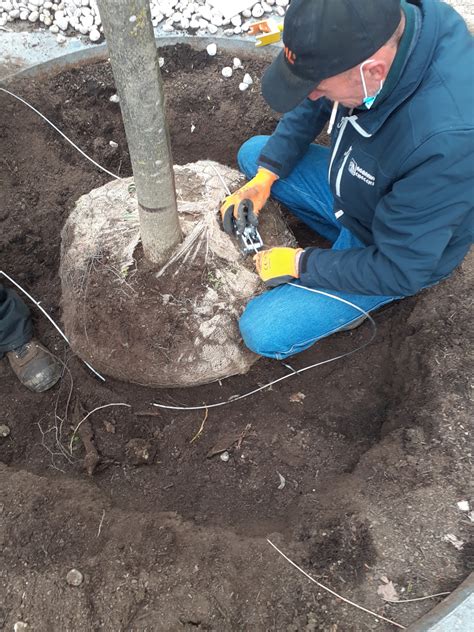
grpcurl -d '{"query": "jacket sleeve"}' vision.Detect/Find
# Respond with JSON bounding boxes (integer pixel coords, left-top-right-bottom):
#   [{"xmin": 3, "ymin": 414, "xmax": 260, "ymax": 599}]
[
  {"xmin": 299, "ymin": 130, "xmax": 474, "ymax": 296},
  {"xmin": 258, "ymin": 97, "xmax": 333, "ymax": 179}
]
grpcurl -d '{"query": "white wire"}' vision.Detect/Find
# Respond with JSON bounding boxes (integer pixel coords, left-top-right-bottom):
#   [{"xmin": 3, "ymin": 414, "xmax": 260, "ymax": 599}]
[
  {"xmin": 1, "ymin": 270, "xmax": 106, "ymax": 382},
  {"xmin": 152, "ymin": 285, "xmax": 375, "ymax": 411},
  {"xmin": 267, "ymin": 539, "xmax": 405, "ymax": 629},
  {"xmin": 0, "ymin": 87, "xmax": 122, "ymax": 181}
]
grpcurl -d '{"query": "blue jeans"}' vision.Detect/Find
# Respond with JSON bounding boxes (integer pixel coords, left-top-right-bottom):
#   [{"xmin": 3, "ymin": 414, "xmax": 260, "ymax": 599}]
[{"xmin": 238, "ymin": 136, "xmax": 399, "ymax": 359}]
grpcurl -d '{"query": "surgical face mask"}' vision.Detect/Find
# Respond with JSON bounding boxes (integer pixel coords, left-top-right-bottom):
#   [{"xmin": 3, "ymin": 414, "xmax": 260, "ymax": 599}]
[{"xmin": 359, "ymin": 59, "xmax": 384, "ymax": 109}]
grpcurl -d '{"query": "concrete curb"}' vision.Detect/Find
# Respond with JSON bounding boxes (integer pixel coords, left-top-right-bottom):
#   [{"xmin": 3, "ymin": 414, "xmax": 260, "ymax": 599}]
[
  {"xmin": 0, "ymin": 32, "xmax": 279, "ymax": 84},
  {"xmin": 406, "ymin": 573, "xmax": 474, "ymax": 632}
]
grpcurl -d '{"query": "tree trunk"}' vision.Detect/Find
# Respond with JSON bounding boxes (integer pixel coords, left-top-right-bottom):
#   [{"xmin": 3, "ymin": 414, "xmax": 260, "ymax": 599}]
[{"xmin": 97, "ymin": 0, "xmax": 182, "ymax": 265}]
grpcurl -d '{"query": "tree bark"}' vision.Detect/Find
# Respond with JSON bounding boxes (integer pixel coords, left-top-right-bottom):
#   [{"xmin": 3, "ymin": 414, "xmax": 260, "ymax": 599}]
[{"xmin": 97, "ymin": 0, "xmax": 182, "ymax": 265}]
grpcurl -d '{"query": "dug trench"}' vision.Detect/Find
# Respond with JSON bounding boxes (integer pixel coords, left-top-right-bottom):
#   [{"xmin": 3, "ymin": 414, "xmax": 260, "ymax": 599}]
[{"xmin": 0, "ymin": 45, "xmax": 472, "ymax": 631}]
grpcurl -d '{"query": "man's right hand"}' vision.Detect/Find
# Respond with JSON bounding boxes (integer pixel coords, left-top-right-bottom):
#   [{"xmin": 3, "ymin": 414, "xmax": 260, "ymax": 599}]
[{"xmin": 220, "ymin": 167, "xmax": 278, "ymax": 235}]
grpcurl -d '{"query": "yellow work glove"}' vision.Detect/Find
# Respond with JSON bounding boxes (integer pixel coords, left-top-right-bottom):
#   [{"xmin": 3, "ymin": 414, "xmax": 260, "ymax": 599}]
[
  {"xmin": 220, "ymin": 167, "xmax": 279, "ymax": 235},
  {"xmin": 254, "ymin": 247, "xmax": 303, "ymax": 287}
]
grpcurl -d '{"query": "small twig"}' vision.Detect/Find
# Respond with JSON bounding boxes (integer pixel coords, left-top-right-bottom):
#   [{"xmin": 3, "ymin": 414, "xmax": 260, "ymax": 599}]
[
  {"xmin": 97, "ymin": 510, "xmax": 106, "ymax": 538},
  {"xmin": 190, "ymin": 408, "xmax": 209, "ymax": 444},
  {"xmin": 236, "ymin": 423, "xmax": 252, "ymax": 450},
  {"xmin": 267, "ymin": 539, "xmax": 405, "ymax": 630},
  {"xmin": 69, "ymin": 403, "xmax": 131, "ymax": 454},
  {"xmin": 385, "ymin": 592, "xmax": 450, "ymax": 604}
]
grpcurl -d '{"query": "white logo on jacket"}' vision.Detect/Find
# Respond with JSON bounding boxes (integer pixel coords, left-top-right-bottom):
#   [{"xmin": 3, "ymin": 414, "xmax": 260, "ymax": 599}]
[{"xmin": 348, "ymin": 159, "xmax": 375, "ymax": 186}]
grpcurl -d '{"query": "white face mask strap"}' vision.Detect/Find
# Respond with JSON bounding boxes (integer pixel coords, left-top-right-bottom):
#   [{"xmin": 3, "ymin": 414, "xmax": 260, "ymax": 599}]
[
  {"xmin": 359, "ymin": 59, "xmax": 384, "ymax": 108},
  {"xmin": 359, "ymin": 58, "xmax": 375, "ymax": 100}
]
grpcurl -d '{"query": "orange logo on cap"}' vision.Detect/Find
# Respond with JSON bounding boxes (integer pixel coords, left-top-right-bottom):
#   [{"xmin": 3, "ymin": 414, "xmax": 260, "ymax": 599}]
[{"xmin": 284, "ymin": 46, "xmax": 296, "ymax": 65}]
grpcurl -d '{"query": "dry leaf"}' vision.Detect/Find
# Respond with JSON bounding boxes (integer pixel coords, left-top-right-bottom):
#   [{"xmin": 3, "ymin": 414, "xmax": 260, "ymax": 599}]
[
  {"xmin": 443, "ymin": 533, "xmax": 464, "ymax": 550},
  {"xmin": 377, "ymin": 581, "xmax": 399, "ymax": 602}
]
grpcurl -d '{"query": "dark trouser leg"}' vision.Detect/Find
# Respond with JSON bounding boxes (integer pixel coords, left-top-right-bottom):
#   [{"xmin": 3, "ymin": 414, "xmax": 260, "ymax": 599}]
[{"xmin": 0, "ymin": 283, "xmax": 33, "ymax": 358}]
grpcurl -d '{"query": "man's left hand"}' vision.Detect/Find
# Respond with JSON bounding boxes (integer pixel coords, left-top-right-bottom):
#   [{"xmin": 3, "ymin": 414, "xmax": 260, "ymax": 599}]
[{"xmin": 254, "ymin": 247, "xmax": 303, "ymax": 287}]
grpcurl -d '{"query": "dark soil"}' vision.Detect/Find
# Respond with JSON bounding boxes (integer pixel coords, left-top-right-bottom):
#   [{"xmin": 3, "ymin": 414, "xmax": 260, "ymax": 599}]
[{"xmin": 0, "ymin": 44, "xmax": 472, "ymax": 631}]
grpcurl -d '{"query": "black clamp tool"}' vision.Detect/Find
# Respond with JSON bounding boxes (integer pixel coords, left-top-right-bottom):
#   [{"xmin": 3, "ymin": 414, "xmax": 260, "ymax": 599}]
[{"xmin": 231, "ymin": 198, "xmax": 264, "ymax": 256}]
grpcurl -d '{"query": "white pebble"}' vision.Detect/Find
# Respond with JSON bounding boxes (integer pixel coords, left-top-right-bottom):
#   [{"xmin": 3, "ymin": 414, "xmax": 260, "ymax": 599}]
[
  {"xmin": 457, "ymin": 500, "xmax": 470, "ymax": 512},
  {"xmin": 206, "ymin": 43, "xmax": 217, "ymax": 56},
  {"xmin": 81, "ymin": 13, "xmax": 94, "ymax": 28},
  {"xmin": 221, "ymin": 66, "xmax": 233, "ymax": 78},
  {"xmin": 109, "ymin": 140, "xmax": 118, "ymax": 148},
  {"xmin": 13, "ymin": 623, "xmax": 28, "ymax": 632},
  {"xmin": 252, "ymin": 3, "xmax": 264, "ymax": 18},
  {"xmin": 109, "ymin": 93, "xmax": 120, "ymax": 103},
  {"xmin": 56, "ymin": 33, "xmax": 66, "ymax": 43},
  {"xmin": 239, "ymin": 82, "xmax": 249, "ymax": 91},
  {"xmin": 66, "ymin": 568, "xmax": 83, "ymax": 586},
  {"xmin": 89, "ymin": 27, "xmax": 100, "ymax": 41},
  {"xmin": 276, "ymin": 0, "xmax": 289, "ymax": 5},
  {"xmin": 28, "ymin": 10, "xmax": 39, "ymax": 21},
  {"xmin": 159, "ymin": 57, "xmax": 165, "ymax": 67},
  {"xmin": 242, "ymin": 73, "xmax": 253, "ymax": 85},
  {"xmin": 49, "ymin": 23, "xmax": 59, "ymax": 32},
  {"xmin": 220, "ymin": 451, "xmax": 230, "ymax": 462},
  {"xmin": 230, "ymin": 14, "xmax": 241, "ymax": 27},
  {"xmin": 242, "ymin": 9, "xmax": 251, "ymax": 17},
  {"xmin": 276, "ymin": 6, "xmax": 285, "ymax": 16},
  {"xmin": 55, "ymin": 15, "xmax": 69, "ymax": 30},
  {"xmin": 208, "ymin": 23, "xmax": 217, "ymax": 34},
  {"xmin": 233, "ymin": 57, "xmax": 242, "ymax": 69},
  {"xmin": 0, "ymin": 424, "xmax": 10, "ymax": 438}
]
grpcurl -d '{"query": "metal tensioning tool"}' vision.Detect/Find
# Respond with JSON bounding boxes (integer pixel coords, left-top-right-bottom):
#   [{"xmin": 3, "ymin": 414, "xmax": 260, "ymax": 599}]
[{"xmin": 214, "ymin": 167, "xmax": 264, "ymax": 257}]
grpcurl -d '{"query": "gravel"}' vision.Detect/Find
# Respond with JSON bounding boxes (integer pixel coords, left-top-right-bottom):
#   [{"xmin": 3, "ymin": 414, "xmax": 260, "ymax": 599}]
[
  {"xmin": 0, "ymin": 0, "xmax": 288, "ymax": 41},
  {"xmin": 1, "ymin": 1, "xmax": 471, "ymax": 44}
]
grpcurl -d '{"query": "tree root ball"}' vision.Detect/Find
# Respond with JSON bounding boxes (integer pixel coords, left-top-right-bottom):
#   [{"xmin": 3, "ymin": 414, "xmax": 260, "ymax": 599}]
[{"xmin": 60, "ymin": 161, "xmax": 295, "ymax": 388}]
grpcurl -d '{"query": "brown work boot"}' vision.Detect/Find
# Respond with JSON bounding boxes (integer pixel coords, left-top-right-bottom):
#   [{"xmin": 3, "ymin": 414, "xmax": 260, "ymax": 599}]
[{"xmin": 6, "ymin": 339, "xmax": 61, "ymax": 392}]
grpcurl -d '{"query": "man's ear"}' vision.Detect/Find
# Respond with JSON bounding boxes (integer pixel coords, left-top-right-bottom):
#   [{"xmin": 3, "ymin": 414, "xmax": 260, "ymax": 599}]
[{"xmin": 368, "ymin": 60, "xmax": 388, "ymax": 82}]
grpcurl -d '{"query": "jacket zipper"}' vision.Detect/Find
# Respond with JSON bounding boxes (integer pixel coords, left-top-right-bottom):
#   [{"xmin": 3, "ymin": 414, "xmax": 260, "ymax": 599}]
[
  {"xmin": 335, "ymin": 145, "xmax": 352, "ymax": 198},
  {"xmin": 328, "ymin": 115, "xmax": 349, "ymax": 183}
]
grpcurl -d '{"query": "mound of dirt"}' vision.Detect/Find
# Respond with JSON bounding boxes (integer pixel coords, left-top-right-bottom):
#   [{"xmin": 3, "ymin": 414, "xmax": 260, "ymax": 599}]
[{"xmin": 60, "ymin": 160, "xmax": 294, "ymax": 387}]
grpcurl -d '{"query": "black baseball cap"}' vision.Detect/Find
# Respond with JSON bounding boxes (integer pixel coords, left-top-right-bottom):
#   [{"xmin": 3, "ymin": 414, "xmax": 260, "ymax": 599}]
[{"xmin": 262, "ymin": 0, "xmax": 402, "ymax": 113}]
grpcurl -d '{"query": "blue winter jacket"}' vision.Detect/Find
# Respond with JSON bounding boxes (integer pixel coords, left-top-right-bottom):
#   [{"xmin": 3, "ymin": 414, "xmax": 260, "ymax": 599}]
[{"xmin": 258, "ymin": 0, "xmax": 474, "ymax": 297}]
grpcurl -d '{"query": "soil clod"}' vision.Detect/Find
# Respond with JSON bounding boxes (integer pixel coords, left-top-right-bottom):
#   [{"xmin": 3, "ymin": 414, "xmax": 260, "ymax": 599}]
[{"xmin": 125, "ymin": 438, "xmax": 156, "ymax": 466}]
